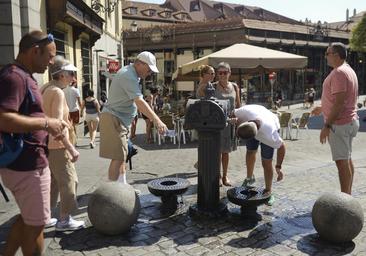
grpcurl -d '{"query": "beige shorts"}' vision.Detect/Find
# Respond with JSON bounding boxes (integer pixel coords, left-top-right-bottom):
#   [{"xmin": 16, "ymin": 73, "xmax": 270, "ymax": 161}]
[
  {"xmin": 328, "ymin": 119, "xmax": 359, "ymax": 161},
  {"xmin": 99, "ymin": 112, "xmax": 128, "ymax": 161},
  {"xmin": 48, "ymin": 148, "xmax": 78, "ymax": 214}
]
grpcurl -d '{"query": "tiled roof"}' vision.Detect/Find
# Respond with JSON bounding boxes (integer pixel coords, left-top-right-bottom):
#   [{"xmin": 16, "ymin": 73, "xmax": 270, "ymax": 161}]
[
  {"xmin": 123, "ymin": 0, "xmax": 302, "ymax": 25},
  {"xmin": 328, "ymin": 11, "xmax": 365, "ymax": 30}
]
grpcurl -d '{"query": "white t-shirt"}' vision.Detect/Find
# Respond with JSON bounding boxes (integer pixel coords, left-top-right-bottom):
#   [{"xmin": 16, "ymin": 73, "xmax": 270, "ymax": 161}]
[
  {"xmin": 234, "ymin": 105, "xmax": 283, "ymax": 149},
  {"xmin": 63, "ymin": 86, "xmax": 81, "ymax": 112}
]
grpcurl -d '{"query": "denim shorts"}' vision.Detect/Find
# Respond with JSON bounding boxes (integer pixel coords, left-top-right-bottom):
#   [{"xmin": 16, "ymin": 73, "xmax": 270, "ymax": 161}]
[{"xmin": 246, "ymin": 137, "xmax": 274, "ymax": 160}]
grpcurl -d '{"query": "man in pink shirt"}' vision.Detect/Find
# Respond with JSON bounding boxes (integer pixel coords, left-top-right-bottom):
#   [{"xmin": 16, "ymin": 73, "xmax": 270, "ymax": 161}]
[{"xmin": 312, "ymin": 42, "xmax": 359, "ymax": 194}]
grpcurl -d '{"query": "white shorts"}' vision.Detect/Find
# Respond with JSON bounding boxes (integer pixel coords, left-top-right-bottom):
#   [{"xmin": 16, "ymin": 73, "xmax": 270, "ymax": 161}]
[
  {"xmin": 85, "ymin": 113, "xmax": 99, "ymax": 122},
  {"xmin": 328, "ymin": 119, "xmax": 359, "ymax": 161}
]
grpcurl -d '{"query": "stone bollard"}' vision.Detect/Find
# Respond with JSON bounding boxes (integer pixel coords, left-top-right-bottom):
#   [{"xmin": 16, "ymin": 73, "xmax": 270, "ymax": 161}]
[
  {"xmin": 88, "ymin": 182, "xmax": 141, "ymax": 235},
  {"xmin": 185, "ymin": 95, "xmax": 229, "ymax": 217},
  {"xmin": 312, "ymin": 192, "xmax": 364, "ymax": 243}
]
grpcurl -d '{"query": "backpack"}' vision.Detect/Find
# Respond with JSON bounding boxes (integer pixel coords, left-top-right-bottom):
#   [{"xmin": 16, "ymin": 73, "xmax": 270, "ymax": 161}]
[{"xmin": 0, "ymin": 65, "xmax": 35, "ymax": 168}]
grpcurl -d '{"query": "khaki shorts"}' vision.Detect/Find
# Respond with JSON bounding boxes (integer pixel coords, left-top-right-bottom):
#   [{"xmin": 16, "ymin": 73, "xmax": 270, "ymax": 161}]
[
  {"xmin": 0, "ymin": 167, "xmax": 51, "ymax": 226},
  {"xmin": 328, "ymin": 119, "xmax": 359, "ymax": 161},
  {"xmin": 99, "ymin": 112, "xmax": 128, "ymax": 161},
  {"xmin": 48, "ymin": 149, "xmax": 78, "ymax": 214}
]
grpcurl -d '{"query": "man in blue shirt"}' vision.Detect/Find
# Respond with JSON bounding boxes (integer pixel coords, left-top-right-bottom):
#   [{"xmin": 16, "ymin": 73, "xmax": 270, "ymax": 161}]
[{"xmin": 99, "ymin": 51, "xmax": 167, "ymax": 184}]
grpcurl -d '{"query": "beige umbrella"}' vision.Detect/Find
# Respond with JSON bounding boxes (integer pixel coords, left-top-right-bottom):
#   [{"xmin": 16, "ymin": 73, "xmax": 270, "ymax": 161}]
[{"xmin": 173, "ymin": 43, "xmax": 308, "ymax": 81}]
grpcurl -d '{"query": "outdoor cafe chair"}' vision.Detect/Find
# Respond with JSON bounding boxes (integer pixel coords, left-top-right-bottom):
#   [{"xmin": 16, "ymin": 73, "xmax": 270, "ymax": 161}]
[
  {"xmin": 279, "ymin": 112, "xmax": 293, "ymax": 140},
  {"xmin": 156, "ymin": 114, "xmax": 177, "ymax": 145},
  {"xmin": 291, "ymin": 112, "xmax": 310, "ymax": 139}
]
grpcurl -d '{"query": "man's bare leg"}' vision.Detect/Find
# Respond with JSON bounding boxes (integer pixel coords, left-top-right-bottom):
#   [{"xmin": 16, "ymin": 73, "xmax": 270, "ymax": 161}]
[
  {"xmin": 336, "ymin": 159, "xmax": 353, "ymax": 194},
  {"xmin": 262, "ymin": 159, "xmax": 274, "ymax": 192},
  {"xmin": 108, "ymin": 160, "xmax": 123, "ymax": 181},
  {"xmin": 3, "ymin": 215, "xmax": 44, "ymax": 256},
  {"xmin": 246, "ymin": 150, "xmax": 257, "ymax": 178}
]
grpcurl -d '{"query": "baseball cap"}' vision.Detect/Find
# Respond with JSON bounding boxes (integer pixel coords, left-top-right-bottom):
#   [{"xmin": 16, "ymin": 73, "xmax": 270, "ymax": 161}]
[{"xmin": 136, "ymin": 51, "xmax": 159, "ymax": 73}]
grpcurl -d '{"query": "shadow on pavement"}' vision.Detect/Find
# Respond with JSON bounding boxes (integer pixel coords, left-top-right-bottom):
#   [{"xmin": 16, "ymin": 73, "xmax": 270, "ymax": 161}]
[
  {"xmin": 227, "ymin": 212, "xmax": 356, "ymax": 255},
  {"xmin": 297, "ymin": 233, "xmax": 355, "ymax": 255}
]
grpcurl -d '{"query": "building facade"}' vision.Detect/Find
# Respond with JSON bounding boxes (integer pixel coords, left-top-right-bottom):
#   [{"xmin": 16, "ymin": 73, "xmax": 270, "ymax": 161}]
[
  {"xmin": 0, "ymin": 0, "xmax": 123, "ymax": 100},
  {"xmin": 122, "ymin": 0, "xmax": 365, "ymax": 103}
]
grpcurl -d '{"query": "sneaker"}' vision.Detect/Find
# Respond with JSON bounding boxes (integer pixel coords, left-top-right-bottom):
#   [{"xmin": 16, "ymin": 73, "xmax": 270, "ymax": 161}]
[
  {"xmin": 265, "ymin": 195, "xmax": 275, "ymax": 206},
  {"xmin": 90, "ymin": 142, "xmax": 94, "ymax": 149},
  {"xmin": 45, "ymin": 218, "xmax": 57, "ymax": 228},
  {"xmin": 55, "ymin": 216, "xmax": 85, "ymax": 231},
  {"xmin": 242, "ymin": 176, "xmax": 256, "ymax": 187}
]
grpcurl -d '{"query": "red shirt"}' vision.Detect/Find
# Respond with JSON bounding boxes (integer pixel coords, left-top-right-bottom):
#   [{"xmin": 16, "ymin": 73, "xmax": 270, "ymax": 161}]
[{"xmin": 0, "ymin": 64, "xmax": 48, "ymax": 171}]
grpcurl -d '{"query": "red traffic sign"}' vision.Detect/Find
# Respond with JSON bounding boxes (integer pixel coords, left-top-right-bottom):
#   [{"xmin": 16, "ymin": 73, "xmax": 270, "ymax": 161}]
[{"xmin": 107, "ymin": 60, "xmax": 120, "ymax": 73}]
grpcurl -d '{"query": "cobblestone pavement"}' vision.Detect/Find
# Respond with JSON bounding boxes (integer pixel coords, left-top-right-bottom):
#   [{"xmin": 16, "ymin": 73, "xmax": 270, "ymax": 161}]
[{"xmin": 1, "ymin": 103, "xmax": 366, "ymax": 256}]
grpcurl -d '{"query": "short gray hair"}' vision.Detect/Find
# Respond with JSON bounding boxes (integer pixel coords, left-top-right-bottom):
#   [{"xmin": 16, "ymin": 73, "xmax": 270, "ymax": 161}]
[
  {"xmin": 216, "ymin": 62, "xmax": 231, "ymax": 72},
  {"xmin": 330, "ymin": 42, "xmax": 347, "ymax": 60},
  {"xmin": 49, "ymin": 55, "xmax": 70, "ymax": 79}
]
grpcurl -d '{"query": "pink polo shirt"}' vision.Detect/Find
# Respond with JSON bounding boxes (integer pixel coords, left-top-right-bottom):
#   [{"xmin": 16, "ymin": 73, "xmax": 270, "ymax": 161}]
[{"xmin": 321, "ymin": 63, "xmax": 358, "ymax": 125}]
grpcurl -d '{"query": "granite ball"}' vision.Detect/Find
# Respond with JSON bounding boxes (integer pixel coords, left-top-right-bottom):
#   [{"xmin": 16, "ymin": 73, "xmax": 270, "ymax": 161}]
[
  {"xmin": 312, "ymin": 192, "xmax": 364, "ymax": 243},
  {"xmin": 88, "ymin": 182, "xmax": 141, "ymax": 235}
]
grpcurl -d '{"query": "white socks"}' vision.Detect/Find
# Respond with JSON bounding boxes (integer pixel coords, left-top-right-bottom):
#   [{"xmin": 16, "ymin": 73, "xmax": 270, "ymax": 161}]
[{"xmin": 117, "ymin": 173, "xmax": 127, "ymax": 184}]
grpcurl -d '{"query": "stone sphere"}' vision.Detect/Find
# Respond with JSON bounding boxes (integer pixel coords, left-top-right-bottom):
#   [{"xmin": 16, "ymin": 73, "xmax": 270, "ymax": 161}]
[
  {"xmin": 312, "ymin": 192, "xmax": 364, "ymax": 243},
  {"xmin": 88, "ymin": 182, "xmax": 141, "ymax": 235}
]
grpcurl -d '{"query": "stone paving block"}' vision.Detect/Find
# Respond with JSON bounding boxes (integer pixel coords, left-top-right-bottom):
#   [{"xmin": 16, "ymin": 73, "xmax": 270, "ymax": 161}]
[
  {"xmin": 158, "ymin": 239, "xmax": 176, "ymax": 249},
  {"xmin": 174, "ymin": 252, "xmax": 191, "ymax": 256},
  {"xmin": 160, "ymin": 247, "xmax": 179, "ymax": 255},
  {"xmin": 176, "ymin": 243, "xmax": 200, "ymax": 252},
  {"xmin": 267, "ymin": 244, "xmax": 298, "ymax": 256},
  {"xmin": 230, "ymin": 247, "xmax": 256, "ymax": 255},
  {"xmin": 248, "ymin": 250, "xmax": 278, "ymax": 256},
  {"xmin": 202, "ymin": 247, "xmax": 226, "ymax": 256},
  {"xmin": 197, "ymin": 236, "xmax": 219, "ymax": 245},
  {"xmin": 119, "ymin": 248, "xmax": 148, "ymax": 256},
  {"xmin": 204, "ymin": 240, "xmax": 222, "ymax": 250},
  {"xmin": 185, "ymin": 245, "xmax": 210, "ymax": 255}
]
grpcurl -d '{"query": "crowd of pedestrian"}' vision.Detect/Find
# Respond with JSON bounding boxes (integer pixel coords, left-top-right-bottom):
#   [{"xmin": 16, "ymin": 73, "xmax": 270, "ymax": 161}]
[{"xmin": 0, "ymin": 30, "xmax": 360, "ymax": 256}]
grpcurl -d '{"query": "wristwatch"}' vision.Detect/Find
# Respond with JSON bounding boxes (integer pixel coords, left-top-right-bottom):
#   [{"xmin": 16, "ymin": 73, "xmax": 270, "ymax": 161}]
[{"xmin": 324, "ymin": 123, "xmax": 332, "ymax": 129}]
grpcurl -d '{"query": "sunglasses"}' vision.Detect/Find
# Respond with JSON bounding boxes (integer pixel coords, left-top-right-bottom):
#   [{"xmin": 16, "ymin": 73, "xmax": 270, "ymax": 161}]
[
  {"xmin": 205, "ymin": 72, "xmax": 215, "ymax": 75},
  {"xmin": 218, "ymin": 71, "xmax": 229, "ymax": 75},
  {"xmin": 33, "ymin": 33, "xmax": 54, "ymax": 45}
]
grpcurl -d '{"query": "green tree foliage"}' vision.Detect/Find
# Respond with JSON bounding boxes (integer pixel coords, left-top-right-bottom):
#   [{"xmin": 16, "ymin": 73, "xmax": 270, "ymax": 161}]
[{"xmin": 350, "ymin": 14, "xmax": 366, "ymax": 52}]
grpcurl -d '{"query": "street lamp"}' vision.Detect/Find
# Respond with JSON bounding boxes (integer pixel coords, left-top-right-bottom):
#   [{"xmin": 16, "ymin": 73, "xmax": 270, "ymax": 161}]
[{"xmin": 91, "ymin": 0, "xmax": 118, "ymax": 14}]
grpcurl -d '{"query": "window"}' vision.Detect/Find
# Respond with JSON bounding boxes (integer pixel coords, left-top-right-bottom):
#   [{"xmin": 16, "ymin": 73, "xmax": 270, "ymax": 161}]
[
  {"xmin": 81, "ymin": 41, "xmax": 92, "ymax": 91},
  {"xmin": 130, "ymin": 7, "xmax": 137, "ymax": 15},
  {"xmin": 51, "ymin": 30, "xmax": 70, "ymax": 59},
  {"xmin": 148, "ymin": 9, "xmax": 156, "ymax": 16},
  {"xmin": 190, "ymin": 1, "xmax": 200, "ymax": 12}
]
